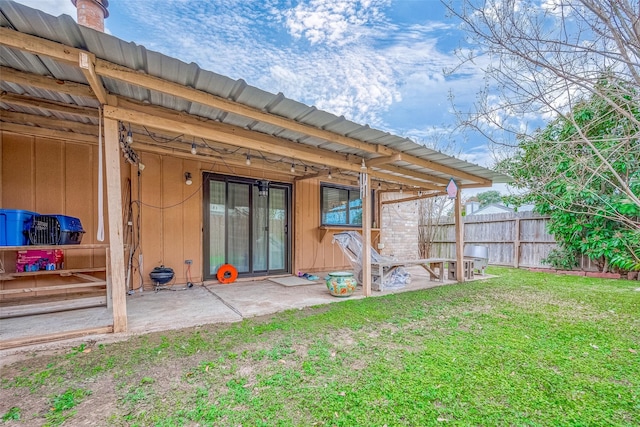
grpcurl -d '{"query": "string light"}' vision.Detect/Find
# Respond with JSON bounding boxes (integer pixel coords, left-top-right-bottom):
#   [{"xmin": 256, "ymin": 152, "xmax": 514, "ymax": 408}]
[
  {"xmin": 246, "ymin": 153, "xmax": 251, "ymax": 165},
  {"xmin": 190, "ymin": 142, "xmax": 197, "ymax": 155},
  {"xmin": 126, "ymin": 123, "xmax": 133, "ymax": 144},
  {"xmin": 290, "ymin": 163, "xmax": 295, "ymax": 173},
  {"xmin": 328, "ymin": 169, "xmax": 332, "ymax": 179}
]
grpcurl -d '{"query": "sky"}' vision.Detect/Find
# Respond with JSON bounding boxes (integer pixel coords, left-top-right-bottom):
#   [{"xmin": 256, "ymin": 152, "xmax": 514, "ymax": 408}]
[{"xmin": 14, "ymin": 0, "xmax": 507, "ymax": 188}]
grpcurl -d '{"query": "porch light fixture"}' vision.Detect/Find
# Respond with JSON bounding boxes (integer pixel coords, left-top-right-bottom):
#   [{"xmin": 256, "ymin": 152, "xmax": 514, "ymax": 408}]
[
  {"xmin": 328, "ymin": 169, "xmax": 332, "ymax": 179},
  {"xmin": 190, "ymin": 142, "xmax": 197, "ymax": 155},
  {"xmin": 257, "ymin": 180, "xmax": 270, "ymax": 197},
  {"xmin": 290, "ymin": 163, "xmax": 295, "ymax": 174},
  {"xmin": 185, "ymin": 172, "xmax": 193, "ymax": 185},
  {"xmin": 246, "ymin": 153, "xmax": 251, "ymax": 166}
]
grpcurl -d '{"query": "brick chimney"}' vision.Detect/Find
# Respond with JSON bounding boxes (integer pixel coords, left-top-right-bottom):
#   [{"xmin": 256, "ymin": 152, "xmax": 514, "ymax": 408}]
[{"xmin": 71, "ymin": 0, "xmax": 109, "ymax": 32}]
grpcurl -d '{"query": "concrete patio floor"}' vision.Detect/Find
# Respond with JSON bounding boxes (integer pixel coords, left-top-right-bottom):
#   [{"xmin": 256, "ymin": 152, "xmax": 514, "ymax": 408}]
[{"xmin": 0, "ymin": 267, "xmax": 481, "ymax": 361}]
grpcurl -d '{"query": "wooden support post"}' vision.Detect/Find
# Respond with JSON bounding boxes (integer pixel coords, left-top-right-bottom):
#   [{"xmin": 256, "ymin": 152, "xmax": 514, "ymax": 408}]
[
  {"xmin": 454, "ymin": 188, "xmax": 464, "ymax": 282},
  {"xmin": 104, "ymin": 117, "xmax": 128, "ymax": 332},
  {"xmin": 106, "ymin": 248, "xmax": 112, "ymax": 309},
  {"xmin": 362, "ymin": 173, "xmax": 372, "ymax": 296}
]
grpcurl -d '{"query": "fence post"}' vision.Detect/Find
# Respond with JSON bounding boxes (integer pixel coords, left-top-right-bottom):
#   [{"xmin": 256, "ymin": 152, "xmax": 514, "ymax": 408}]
[{"xmin": 514, "ymin": 217, "xmax": 520, "ymax": 268}]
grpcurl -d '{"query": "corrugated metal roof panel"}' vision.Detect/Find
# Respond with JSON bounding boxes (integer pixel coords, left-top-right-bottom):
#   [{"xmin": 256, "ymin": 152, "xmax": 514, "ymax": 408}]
[{"xmin": 0, "ymin": 0, "xmax": 511, "ymax": 186}]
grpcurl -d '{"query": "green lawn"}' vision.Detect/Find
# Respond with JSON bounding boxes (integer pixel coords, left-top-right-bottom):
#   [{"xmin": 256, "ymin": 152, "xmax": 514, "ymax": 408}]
[{"xmin": 2, "ymin": 267, "xmax": 639, "ymax": 426}]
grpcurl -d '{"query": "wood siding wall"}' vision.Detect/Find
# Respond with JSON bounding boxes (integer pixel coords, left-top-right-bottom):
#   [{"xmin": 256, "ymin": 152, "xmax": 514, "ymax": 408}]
[
  {"xmin": 2, "ymin": 129, "xmax": 355, "ymax": 293},
  {"xmin": 293, "ymin": 179, "xmax": 350, "ymax": 274},
  {"xmin": 0, "ymin": 131, "xmax": 122, "ymax": 299}
]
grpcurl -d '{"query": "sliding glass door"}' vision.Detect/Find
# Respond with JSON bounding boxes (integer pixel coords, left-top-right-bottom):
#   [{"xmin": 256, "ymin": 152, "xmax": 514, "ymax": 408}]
[{"xmin": 204, "ymin": 173, "xmax": 290, "ymax": 279}]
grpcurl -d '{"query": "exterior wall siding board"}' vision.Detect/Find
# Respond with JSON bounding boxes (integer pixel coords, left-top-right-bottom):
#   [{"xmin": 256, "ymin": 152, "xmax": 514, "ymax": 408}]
[{"xmin": 0, "ymin": 131, "xmax": 120, "ymax": 299}]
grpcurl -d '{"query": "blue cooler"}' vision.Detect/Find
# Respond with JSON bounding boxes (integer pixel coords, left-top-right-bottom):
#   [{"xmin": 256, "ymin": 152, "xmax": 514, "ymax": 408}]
[
  {"xmin": 26, "ymin": 215, "xmax": 85, "ymax": 245},
  {"xmin": 0, "ymin": 209, "xmax": 38, "ymax": 246}
]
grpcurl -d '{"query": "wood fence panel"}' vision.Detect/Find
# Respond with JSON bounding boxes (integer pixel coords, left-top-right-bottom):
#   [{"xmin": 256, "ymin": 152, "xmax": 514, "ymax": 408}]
[{"xmin": 424, "ymin": 211, "xmax": 597, "ymax": 270}]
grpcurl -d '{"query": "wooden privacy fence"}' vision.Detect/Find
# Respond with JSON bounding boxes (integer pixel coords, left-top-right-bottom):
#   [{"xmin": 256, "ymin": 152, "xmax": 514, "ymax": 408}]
[{"xmin": 426, "ymin": 211, "xmax": 597, "ymax": 270}]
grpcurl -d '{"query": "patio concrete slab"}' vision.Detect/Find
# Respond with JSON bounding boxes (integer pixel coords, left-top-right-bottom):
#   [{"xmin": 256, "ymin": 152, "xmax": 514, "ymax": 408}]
[
  {"xmin": 125, "ymin": 285, "xmax": 242, "ymax": 334},
  {"xmin": 0, "ymin": 266, "xmax": 485, "ymax": 362},
  {"xmin": 205, "ymin": 279, "xmax": 356, "ymax": 318}
]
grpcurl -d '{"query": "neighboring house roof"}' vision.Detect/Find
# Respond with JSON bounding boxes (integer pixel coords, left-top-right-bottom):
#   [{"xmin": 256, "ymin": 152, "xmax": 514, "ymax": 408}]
[
  {"xmin": 0, "ymin": 0, "xmax": 511, "ymax": 191},
  {"xmin": 467, "ymin": 203, "xmax": 536, "ymax": 216},
  {"xmin": 467, "ymin": 203, "xmax": 513, "ymax": 216}
]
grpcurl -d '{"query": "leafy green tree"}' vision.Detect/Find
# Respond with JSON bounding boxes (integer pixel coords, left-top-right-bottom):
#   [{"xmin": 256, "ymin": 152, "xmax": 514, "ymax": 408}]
[
  {"xmin": 476, "ymin": 190, "xmax": 502, "ymax": 207},
  {"xmin": 498, "ymin": 78, "xmax": 640, "ymax": 272}
]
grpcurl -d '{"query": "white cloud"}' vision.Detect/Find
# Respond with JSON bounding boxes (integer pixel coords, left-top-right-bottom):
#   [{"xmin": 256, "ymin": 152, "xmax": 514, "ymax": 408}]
[{"xmin": 282, "ymin": 0, "xmax": 390, "ymax": 47}]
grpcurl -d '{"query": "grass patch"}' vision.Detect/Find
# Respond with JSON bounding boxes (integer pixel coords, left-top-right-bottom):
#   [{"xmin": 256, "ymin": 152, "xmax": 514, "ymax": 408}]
[
  {"xmin": 0, "ymin": 267, "xmax": 638, "ymax": 425},
  {"xmin": 42, "ymin": 388, "xmax": 91, "ymax": 426},
  {"xmin": 1, "ymin": 406, "xmax": 20, "ymax": 421}
]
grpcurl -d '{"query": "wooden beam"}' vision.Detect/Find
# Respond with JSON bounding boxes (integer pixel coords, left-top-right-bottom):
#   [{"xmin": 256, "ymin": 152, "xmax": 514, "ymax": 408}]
[
  {"xmin": 1, "ymin": 111, "xmax": 98, "ymax": 135},
  {"xmin": 118, "ymin": 102, "xmax": 438, "ymax": 187},
  {"xmin": 459, "ymin": 183, "xmax": 498, "ymax": 189},
  {"xmin": 116, "ymin": 98, "xmax": 444, "ymax": 186},
  {"xmin": 370, "ymin": 170, "xmax": 441, "ymax": 190},
  {"xmin": 0, "ymin": 92, "xmax": 99, "ymax": 118},
  {"xmin": 380, "ymin": 191, "xmax": 447, "ymax": 205},
  {"xmin": 386, "ymin": 152, "xmax": 491, "ymax": 186},
  {"xmin": 79, "ymin": 52, "xmax": 109, "ymax": 105},
  {"xmin": 366, "ymin": 153, "xmax": 401, "ymax": 168},
  {"xmin": 0, "ymin": 66, "xmax": 95, "ymax": 98},
  {"xmin": 131, "ymin": 140, "xmax": 295, "ymax": 180},
  {"xmin": 375, "ymin": 163, "xmax": 450, "ymax": 186},
  {"xmin": 103, "ymin": 105, "xmax": 363, "ymax": 174},
  {"xmin": 0, "ymin": 122, "xmax": 98, "ymax": 144},
  {"xmin": 0, "ymin": 27, "xmax": 81, "ymax": 66},
  {"xmin": 293, "ymin": 169, "xmax": 330, "ymax": 182},
  {"xmin": 104, "ymin": 117, "xmax": 128, "ymax": 333}
]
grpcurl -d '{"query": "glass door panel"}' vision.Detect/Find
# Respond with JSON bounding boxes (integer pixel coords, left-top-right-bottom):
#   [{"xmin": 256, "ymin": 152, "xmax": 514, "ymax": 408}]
[
  {"xmin": 204, "ymin": 174, "xmax": 290, "ymax": 279},
  {"xmin": 269, "ymin": 188, "xmax": 286, "ymax": 271},
  {"xmin": 208, "ymin": 180, "xmax": 226, "ymax": 276},
  {"xmin": 227, "ymin": 182, "xmax": 250, "ymax": 273},
  {"xmin": 252, "ymin": 186, "xmax": 268, "ymax": 272}
]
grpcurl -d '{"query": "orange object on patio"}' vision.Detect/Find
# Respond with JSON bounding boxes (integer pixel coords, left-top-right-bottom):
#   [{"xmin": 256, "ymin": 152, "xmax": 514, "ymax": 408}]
[{"xmin": 217, "ymin": 264, "xmax": 238, "ymax": 284}]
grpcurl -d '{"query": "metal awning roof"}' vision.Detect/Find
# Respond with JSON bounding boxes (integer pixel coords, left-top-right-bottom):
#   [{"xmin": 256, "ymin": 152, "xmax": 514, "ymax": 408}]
[{"xmin": 0, "ymin": 0, "xmax": 510, "ymax": 190}]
